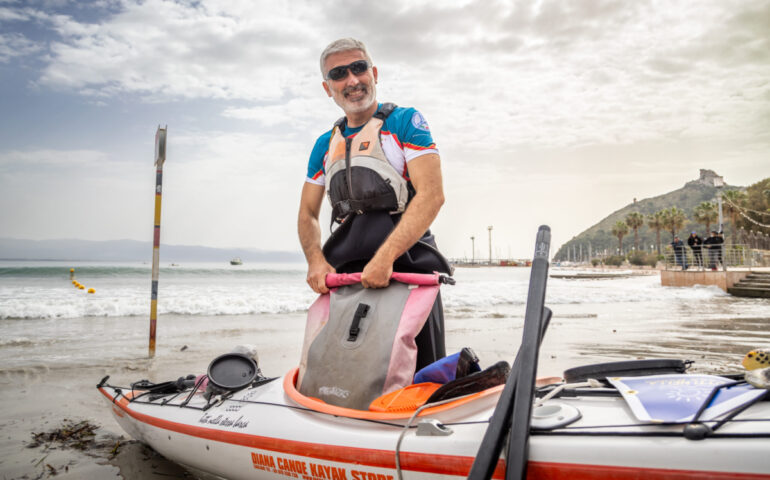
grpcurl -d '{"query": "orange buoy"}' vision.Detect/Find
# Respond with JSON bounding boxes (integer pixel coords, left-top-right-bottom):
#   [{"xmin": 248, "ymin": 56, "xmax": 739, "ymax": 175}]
[
  {"xmin": 87, "ymin": 288, "xmax": 95, "ymax": 294},
  {"xmin": 79, "ymin": 285, "xmax": 85, "ymax": 290}
]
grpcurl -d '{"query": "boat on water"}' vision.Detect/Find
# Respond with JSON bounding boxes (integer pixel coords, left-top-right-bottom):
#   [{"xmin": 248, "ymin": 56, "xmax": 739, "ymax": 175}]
[
  {"xmin": 230, "ymin": 257, "xmax": 243, "ymax": 266},
  {"xmin": 98, "ymin": 228, "xmax": 770, "ymax": 479}
]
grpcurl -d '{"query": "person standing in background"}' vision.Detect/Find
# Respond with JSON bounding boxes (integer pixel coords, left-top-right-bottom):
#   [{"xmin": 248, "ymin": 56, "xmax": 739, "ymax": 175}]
[{"xmin": 687, "ymin": 232, "xmax": 703, "ymax": 269}]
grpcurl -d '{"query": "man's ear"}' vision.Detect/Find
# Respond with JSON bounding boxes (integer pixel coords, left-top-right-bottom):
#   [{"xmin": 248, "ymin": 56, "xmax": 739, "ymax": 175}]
[
  {"xmin": 322, "ymin": 81, "xmax": 332, "ymax": 97},
  {"xmin": 373, "ymin": 65, "xmax": 378, "ymax": 84}
]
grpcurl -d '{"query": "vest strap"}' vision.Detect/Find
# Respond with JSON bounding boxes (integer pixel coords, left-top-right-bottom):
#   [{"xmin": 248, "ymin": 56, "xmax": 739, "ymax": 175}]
[
  {"xmin": 332, "ymin": 192, "xmax": 400, "ymax": 222},
  {"xmin": 373, "ymin": 102, "xmax": 396, "ymax": 120}
]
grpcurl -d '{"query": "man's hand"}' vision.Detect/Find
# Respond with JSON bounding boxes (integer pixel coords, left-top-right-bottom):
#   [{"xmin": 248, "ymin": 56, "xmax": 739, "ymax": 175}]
[
  {"xmin": 298, "ymin": 182, "xmax": 336, "ymax": 294},
  {"xmin": 307, "ymin": 258, "xmax": 336, "ymax": 294},
  {"xmin": 361, "ymin": 255, "xmax": 393, "ymax": 289}
]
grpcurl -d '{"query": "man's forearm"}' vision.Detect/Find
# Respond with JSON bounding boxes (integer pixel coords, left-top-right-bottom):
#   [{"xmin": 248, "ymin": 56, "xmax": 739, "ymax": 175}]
[
  {"xmin": 298, "ymin": 213, "xmax": 326, "ymax": 264},
  {"xmin": 372, "ymin": 191, "xmax": 444, "ymax": 265}
]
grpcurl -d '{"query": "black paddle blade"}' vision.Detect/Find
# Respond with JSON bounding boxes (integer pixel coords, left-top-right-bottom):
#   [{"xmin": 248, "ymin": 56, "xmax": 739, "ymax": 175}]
[
  {"xmin": 467, "ymin": 226, "xmax": 551, "ymax": 480},
  {"xmin": 506, "ymin": 227, "xmax": 551, "ymax": 480}
]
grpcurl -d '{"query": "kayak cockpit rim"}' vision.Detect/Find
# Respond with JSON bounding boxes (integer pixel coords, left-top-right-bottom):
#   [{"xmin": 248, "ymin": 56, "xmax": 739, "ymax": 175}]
[{"xmin": 283, "ymin": 367, "xmax": 504, "ymax": 420}]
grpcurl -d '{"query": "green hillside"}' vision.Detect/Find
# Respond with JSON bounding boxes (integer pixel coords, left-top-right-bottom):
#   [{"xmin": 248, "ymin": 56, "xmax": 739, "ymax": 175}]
[{"xmin": 554, "ymin": 170, "xmax": 742, "ymax": 261}]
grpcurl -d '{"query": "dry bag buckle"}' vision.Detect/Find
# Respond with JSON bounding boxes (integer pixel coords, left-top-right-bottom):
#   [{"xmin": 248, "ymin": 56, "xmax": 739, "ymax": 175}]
[{"xmin": 348, "ymin": 303, "xmax": 370, "ymax": 342}]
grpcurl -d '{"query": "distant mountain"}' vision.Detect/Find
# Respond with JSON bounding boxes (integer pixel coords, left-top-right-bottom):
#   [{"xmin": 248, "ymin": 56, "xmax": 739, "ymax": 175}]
[
  {"xmin": 554, "ymin": 169, "xmax": 743, "ymax": 261},
  {"xmin": 0, "ymin": 238, "xmax": 303, "ymax": 263}
]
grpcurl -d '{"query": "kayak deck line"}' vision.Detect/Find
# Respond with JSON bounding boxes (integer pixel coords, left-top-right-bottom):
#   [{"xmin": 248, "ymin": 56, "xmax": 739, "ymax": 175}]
[{"xmin": 105, "ymin": 380, "xmax": 770, "ymax": 438}]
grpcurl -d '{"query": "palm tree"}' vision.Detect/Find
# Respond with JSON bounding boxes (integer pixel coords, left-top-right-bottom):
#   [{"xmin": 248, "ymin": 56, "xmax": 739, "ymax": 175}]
[
  {"xmin": 647, "ymin": 210, "xmax": 666, "ymax": 254},
  {"xmin": 693, "ymin": 201, "xmax": 718, "ymax": 233},
  {"xmin": 625, "ymin": 212, "xmax": 644, "ymax": 250},
  {"xmin": 662, "ymin": 207, "xmax": 686, "ymax": 240},
  {"xmin": 721, "ymin": 189, "xmax": 748, "ymax": 243},
  {"xmin": 611, "ymin": 221, "xmax": 629, "ymax": 254}
]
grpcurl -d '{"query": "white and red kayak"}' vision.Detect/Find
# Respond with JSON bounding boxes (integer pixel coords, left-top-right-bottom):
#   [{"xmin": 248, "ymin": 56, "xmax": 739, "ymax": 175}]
[{"xmin": 98, "ymin": 364, "xmax": 770, "ymax": 480}]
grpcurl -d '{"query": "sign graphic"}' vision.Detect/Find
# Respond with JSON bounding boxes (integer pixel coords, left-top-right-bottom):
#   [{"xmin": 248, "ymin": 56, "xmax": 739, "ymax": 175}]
[{"xmin": 608, "ymin": 374, "xmax": 765, "ymax": 422}]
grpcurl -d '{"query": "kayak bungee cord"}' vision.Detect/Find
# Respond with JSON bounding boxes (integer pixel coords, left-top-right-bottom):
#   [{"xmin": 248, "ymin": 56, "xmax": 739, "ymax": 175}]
[
  {"xmin": 102, "ymin": 378, "xmax": 770, "ymax": 436},
  {"xmin": 533, "ymin": 379, "xmax": 604, "ymax": 405}
]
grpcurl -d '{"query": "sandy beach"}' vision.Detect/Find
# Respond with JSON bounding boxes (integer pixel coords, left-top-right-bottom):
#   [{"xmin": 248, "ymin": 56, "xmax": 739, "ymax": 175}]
[
  {"xmin": 2, "ymin": 265, "xmax": 769, "ymax": 479},
  {"xmin": 0, "ymin": 311, "xmax": 310, "ymax": 479}
]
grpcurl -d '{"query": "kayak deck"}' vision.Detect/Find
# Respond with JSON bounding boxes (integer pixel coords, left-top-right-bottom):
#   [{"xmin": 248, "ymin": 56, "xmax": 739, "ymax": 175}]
[{"xmin": 98, "ymin": 369, "xmax": 770, "ymax": 480}]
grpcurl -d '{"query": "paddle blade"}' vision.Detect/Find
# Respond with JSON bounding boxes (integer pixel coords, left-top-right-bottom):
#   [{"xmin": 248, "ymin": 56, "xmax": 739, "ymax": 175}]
[{"xmin": 467, "ymin": 226, "xmax": 551, "ymax": 480}]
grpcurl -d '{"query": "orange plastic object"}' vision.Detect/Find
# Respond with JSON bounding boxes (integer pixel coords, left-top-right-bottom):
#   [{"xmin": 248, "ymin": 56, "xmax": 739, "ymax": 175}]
[{"xmin": 369, "ymin": 382, "xmax": 442, "ymax": 413}]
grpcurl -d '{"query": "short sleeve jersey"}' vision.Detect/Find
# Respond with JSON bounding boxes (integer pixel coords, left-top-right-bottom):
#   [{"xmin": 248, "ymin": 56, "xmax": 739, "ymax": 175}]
[{"xmin": 305, "ymin": 104, "xmax": 438, "ymax": 186}]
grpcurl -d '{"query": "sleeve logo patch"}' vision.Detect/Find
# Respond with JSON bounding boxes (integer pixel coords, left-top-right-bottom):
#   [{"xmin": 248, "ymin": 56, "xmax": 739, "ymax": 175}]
[
  {"xmin": 411, "ymin": 111, "xmax": 430, "ymax": 131},
  {"xmin": 359, "ymin": 141, "xmax": 370, "ymax": 151}
]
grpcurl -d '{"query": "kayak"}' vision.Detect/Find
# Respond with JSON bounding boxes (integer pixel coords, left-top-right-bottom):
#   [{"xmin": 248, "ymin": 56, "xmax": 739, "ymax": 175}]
[
  {"xmin": 97, "ymin": 228, "xmax": 770, "ymax": 479},
  {"xmin": 98, "ymin": 363, "xmax": 770, "ymax": 480}
]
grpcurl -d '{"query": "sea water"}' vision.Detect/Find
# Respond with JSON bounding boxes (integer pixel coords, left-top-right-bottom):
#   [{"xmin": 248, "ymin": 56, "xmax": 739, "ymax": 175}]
[{"xmin": 1, "ymin": 261, "xmax": 769, "ymax": 377}]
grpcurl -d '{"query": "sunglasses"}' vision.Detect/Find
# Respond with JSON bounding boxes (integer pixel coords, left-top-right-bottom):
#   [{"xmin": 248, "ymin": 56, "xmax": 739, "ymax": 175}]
[{"xmin": 326, "ymin": 60, "xmax": 370, "ymax": 81}]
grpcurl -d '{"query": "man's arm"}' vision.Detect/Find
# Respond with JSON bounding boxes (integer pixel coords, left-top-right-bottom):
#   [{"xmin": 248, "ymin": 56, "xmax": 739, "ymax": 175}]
[
  {"xmin": 361, "ymin": 153, "xmax": 444, "ymax": 288},
  {"xmin": 298, "ymin": 182, "xmax": 336, "ymax": 293}
]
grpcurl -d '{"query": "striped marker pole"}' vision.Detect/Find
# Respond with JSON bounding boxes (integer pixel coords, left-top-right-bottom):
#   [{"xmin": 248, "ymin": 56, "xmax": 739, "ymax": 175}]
[{"xmin": 149, "ymin": 126, "xmax": 167, "ymax": 358}]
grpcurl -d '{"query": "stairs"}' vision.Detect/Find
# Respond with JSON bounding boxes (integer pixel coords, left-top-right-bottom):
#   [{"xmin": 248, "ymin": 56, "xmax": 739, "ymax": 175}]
[{"xmin": 728, "ymin": 272, "xmax": 770, "ymax": 298}]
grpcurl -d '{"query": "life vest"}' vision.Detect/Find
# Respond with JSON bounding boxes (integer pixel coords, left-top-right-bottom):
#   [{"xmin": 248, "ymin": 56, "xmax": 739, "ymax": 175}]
[
  {"xmin": 325, "ymin": 102, "xmax": 410, "ymax": 223},
  {"xmin": 321, "ymin": 104, "xmax": 453, "ymax": 275}
]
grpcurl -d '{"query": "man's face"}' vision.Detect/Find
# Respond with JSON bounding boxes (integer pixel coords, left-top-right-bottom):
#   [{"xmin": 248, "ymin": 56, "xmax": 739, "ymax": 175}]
[{"xmin": 322, "ymin": 49, "xmax": 378, "ymax": 115}]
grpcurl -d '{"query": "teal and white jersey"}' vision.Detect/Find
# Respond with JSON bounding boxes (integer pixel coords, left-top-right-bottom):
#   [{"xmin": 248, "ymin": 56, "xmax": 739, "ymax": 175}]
[{"xmin": 306, "ymin": 104, "xmax": 438, "ymax": 186}]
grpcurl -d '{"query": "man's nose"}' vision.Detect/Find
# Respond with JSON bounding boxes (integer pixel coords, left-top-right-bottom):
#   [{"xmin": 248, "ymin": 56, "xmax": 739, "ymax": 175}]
[{"xmin": 341, "ymin": 68, "xmax": 361, "ymax": 85}]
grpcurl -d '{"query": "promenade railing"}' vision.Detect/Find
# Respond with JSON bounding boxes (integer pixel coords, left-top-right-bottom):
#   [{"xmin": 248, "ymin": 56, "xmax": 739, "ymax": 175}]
[{"xmin": 663, "ymin": 244, "xmax": 768, "ymax": 271}]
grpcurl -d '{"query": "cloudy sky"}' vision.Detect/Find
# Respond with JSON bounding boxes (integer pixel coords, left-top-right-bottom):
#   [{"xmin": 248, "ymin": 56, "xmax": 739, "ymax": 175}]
[{"xmin": 1, "ymin": 0, "xmax": 768, "ymax": 260}]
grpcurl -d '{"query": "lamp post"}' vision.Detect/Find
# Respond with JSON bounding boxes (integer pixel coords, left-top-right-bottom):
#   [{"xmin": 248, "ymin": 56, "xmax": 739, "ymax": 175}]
[
  {"xmin": 714, "ymin": 175, "xmax": 724, "ymax": 233},
  {"xmin": 470, "ymin": 236, "xmax": 475, "ymax": 264},
  {"xmin": 487, "ymin": 226, "xmax": 493, "ymax": 264}
]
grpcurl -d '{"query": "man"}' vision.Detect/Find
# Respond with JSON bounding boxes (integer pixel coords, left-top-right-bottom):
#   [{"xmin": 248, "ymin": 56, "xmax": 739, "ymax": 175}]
[
  {"xmin": 687, "ymin": 231, "xmax": 703, "ymax": 269},
  {"xmin": 716, "ymin": 231, "xmax": 725, "ymax": 266},
  {"xmin": 703, "ymin": 230, "xmax": 722, "ymax": 270},
  {"xmin": 670, "ymin": 235, "xmax": 687, "ymax": 270},
  {"xmin": 297, "ymin": 38, "xmax": 451, "ymax": 369}
]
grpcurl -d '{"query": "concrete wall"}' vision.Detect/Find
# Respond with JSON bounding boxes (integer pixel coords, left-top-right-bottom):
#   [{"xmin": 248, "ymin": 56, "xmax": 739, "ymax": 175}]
[{"xmin": 660, "ymin": 270, "xmax": 750, "ymax": 291}]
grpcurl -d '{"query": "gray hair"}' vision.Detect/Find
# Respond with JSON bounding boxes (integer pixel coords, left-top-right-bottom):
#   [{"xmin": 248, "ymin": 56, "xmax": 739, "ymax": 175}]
[{"xmin": 319, "ymin": 38, "xmax": 373, "ymax": 77}]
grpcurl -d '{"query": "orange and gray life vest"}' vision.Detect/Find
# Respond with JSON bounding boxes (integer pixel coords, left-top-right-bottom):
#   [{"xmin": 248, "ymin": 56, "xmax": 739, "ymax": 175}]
[
  {"xmin": 321, "ymin": 103, "xmax": 452, "ymax": 275},
  {"xmin": 326, "ymin": 103, "xmax": 412, "ymax": 223}
]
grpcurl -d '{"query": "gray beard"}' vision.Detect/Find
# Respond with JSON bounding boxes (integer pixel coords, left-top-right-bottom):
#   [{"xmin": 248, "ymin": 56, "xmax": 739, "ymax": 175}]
[{"xmin": 335, "ymin": 83, "xmax": 377, "ymax": 114}]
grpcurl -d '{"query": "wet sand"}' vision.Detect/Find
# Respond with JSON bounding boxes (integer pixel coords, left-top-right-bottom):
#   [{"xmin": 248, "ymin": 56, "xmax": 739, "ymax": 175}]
[
  {"xmin": 0, "ymin": 313, "xmax": 308, "ymax": 479},
  {"xmin": 2, "ymin": 289, "xmax": 769, "ymax": 479}
]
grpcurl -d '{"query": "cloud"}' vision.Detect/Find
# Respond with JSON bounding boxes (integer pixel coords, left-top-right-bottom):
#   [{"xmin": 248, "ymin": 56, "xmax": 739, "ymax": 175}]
[
  {"xmin": 221, "ymin": 97, "xmax": 336, "ymax": 129},
  {"xmin": 0, "ymin": 6, "xmax": 31, "ymax": 22},
  {"xmin": 1, "ymin": 0, "xmax": 762, "ymax": 155},
  {"xmin": 0, "ymin": 32, "xmax": 40, "ymax": 62},
  {"xmin": 0, "ymin": 148, "xmax": 109, "ymax": 169},
  {"xmin": 30, "ymin": 0, "xmax": 322, "ymax": 103},
  {"xmin": 2, "ymin": 0, "xmax": 770, "ymax": 254}
]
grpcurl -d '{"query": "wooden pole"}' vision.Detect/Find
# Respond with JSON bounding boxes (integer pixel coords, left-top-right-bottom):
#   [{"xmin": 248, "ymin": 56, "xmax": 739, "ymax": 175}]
[{"xmin": 149, "ymin": 126, "xmax": 167, "ymax": 358}]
